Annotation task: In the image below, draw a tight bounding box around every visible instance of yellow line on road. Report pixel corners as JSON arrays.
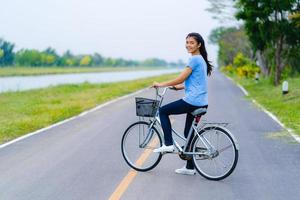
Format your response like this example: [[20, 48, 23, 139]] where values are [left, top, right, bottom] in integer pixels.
[[108, 137, 159, 200], [108, 118, 175, 200]]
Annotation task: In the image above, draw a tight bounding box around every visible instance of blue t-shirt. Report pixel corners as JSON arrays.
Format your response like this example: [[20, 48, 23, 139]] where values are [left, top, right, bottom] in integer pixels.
[[182, 55, 208, 106]]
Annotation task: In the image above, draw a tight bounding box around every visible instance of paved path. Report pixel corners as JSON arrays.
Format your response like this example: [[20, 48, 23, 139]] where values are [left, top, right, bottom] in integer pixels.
[[0, 70, 299, 200]]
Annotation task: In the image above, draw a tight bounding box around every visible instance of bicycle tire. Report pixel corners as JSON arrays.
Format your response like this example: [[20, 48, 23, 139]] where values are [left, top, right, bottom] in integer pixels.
[[121, 121, 163, 172], [191, 126, 239, 181]]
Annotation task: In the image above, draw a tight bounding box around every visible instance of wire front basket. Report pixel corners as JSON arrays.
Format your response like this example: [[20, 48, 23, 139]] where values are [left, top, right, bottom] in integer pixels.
[[135, 97, 159, 117]]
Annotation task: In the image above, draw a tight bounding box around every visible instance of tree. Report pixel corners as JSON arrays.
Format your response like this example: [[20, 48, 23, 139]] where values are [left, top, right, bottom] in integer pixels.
[[0, 38, 15, 66], [236, 0, 300, 85], [206, 0, 238, 24], [142, 58, 167, 67], [40, 47, 58, 66], [125, 59, 139, 67], [15, 49, 42, 66], [43, 47, 58, 56], [80, 55, 92, 66], [92, 53, 104, 66], [0, 49, 3, 59], [115, 58, 126, 66], [289, 11, 300, 27], [209, 27, 252, 67], [41, 53, 56, 66], [57, 50, 77, 66]]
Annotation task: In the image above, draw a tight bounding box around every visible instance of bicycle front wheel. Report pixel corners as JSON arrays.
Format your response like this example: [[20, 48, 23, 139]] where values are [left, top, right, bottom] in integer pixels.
[[121, 121, 163, 172], [192, 126, 238, 181]]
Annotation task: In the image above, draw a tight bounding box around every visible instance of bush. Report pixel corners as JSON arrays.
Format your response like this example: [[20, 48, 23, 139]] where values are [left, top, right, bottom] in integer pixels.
[[233, 52, 250, 67], [236, 64, 260, 78], [281, 65, 293, 80], [222, 52, 260, 79], [221, 64, 235, 74]]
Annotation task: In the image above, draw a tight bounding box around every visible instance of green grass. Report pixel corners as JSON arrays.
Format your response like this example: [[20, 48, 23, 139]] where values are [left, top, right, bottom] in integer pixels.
[[226, 73, 300, 136], [0, 73, 178, 144], [0, 66, 168, 77]]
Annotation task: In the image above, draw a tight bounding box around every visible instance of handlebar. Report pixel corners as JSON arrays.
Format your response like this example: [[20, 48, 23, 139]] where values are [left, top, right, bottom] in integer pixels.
[[155, 87, 170, 98]]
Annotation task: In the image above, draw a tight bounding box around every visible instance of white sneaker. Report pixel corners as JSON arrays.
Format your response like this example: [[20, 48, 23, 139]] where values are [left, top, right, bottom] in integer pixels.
[[175, 166, 196, 175], [153, 144, 174, 153]]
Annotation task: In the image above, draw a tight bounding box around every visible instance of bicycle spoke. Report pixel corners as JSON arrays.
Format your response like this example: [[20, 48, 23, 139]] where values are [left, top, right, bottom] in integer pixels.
[[218, 144, 233, 153], [214, 156, 228, 169], [135, 137, 159, 167], [216, 130, 220, 151], [122, 121, 162, 171], [192, 126, 238, 180], [143, 137, 159, 150]]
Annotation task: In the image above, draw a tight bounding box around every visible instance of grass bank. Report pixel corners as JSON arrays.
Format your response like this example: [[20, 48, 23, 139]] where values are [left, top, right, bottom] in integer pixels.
[[226, 73, 300, 136], [0, 66, 168, 77], [0, 73, 178, 144]]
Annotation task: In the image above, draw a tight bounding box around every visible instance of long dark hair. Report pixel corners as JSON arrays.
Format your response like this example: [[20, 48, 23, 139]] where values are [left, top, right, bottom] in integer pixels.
[[186, 32, 213, 76]]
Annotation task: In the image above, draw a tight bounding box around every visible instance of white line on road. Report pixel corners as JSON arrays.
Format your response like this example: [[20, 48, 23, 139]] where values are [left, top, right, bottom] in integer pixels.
[[251, 99, 300, 143], [225, 76, 249, 96], [0, 88, 149, 149], [224, 74, 299, 143], [108, 118, 176, 200]]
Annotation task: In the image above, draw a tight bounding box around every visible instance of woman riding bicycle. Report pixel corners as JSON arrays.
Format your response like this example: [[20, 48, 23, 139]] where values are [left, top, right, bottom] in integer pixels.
[[152, 32, 213, 175]]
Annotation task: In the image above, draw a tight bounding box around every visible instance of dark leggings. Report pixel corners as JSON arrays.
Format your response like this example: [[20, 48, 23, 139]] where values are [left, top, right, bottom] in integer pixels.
[[159, 99, 207, 169]]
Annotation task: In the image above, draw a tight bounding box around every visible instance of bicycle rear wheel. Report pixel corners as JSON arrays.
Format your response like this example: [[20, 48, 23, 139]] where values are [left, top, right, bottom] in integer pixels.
[[121, 121, 163, 172], [192, 126, 238, 180]]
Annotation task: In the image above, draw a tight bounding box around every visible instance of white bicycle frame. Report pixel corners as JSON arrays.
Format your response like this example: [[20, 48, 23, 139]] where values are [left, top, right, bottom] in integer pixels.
[[141, 87, 218, 156]]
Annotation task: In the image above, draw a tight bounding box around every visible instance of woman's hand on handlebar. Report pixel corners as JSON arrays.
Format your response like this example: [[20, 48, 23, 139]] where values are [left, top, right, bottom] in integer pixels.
[[151, 82, 163, 88], [169, 86, 177, 90], [151, 82, 178, 92]]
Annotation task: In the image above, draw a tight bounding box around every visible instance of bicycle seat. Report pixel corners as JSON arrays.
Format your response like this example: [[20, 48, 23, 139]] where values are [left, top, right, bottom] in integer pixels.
[[191, 107, 207, 116]]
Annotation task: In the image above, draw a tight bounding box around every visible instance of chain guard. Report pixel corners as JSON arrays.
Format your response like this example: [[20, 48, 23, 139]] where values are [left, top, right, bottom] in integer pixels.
[[179, 147, 210, 161], [178, 152, 192, 161]]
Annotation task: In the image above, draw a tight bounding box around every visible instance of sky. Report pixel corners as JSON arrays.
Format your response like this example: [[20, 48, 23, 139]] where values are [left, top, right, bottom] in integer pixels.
[[0, 0, 221, 65]]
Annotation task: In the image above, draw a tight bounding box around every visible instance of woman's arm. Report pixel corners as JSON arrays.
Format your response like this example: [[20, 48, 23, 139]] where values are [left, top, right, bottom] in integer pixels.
[[172, 84, 184, 90], [152, 67, 192, 88]]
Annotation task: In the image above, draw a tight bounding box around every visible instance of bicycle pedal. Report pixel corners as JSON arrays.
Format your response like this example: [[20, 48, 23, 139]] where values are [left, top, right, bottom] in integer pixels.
[[161, 150, 177, 155]]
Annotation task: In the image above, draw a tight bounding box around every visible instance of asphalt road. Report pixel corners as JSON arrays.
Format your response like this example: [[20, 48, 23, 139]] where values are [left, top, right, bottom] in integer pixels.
[[0, 70, 299, 200]]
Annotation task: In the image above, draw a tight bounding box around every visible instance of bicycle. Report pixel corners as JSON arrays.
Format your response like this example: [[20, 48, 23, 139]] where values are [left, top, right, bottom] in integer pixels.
[[121, 87, 239, 180]]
